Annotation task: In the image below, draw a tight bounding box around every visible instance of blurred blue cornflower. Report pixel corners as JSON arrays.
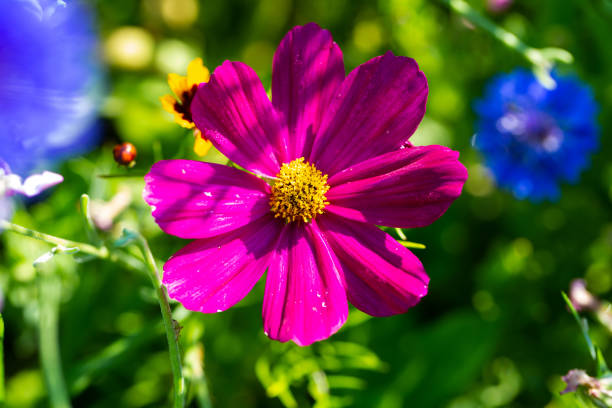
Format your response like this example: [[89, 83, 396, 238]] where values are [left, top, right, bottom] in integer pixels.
[[0, 0, 102, 177], [474, 69, 599, 201]]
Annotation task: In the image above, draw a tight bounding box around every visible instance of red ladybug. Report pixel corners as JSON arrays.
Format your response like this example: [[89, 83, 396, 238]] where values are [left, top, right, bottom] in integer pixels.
[[113, 142, 137, 167]]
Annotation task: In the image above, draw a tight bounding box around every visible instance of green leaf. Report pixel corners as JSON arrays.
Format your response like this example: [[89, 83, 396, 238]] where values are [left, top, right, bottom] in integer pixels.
[[595, 347, 610, 377], [562, 291, 596, 360]]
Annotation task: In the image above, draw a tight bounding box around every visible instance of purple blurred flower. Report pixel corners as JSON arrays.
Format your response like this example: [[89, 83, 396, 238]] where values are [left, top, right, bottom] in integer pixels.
[[0, 0, 102, 176], [0, 162, 63, 221], [561, 369, 612, 406], [144, 23, 467, 346], [569, 279, 599, 312], [569, 279, 612, 334], [487, 0, 513, 13]]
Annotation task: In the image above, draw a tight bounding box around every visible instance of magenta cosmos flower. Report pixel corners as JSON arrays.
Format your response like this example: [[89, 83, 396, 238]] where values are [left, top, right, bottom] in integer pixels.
[[144, 23, 467, 346]]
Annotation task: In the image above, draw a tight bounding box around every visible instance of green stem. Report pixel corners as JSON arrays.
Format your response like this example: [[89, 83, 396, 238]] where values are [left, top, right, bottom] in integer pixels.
[[1, 221, 143, 272], [3, 220, 194, 406], [441, 0, 573, 88], [562, 292, 596, 360], [0, 221, 107, 259], [37, 266, 71, 408], [443, 0, 530, 52], [96, 174, 147, 179], [196, 369, 213, 408], [79, 194, 102, 245], [0, 314, 4, 405], [135, 235, 186, 408], [185, 344, 213, 408]]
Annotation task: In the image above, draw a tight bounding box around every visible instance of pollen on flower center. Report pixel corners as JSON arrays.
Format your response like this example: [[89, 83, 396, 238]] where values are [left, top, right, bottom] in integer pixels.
[[269, 157, 330, 223]]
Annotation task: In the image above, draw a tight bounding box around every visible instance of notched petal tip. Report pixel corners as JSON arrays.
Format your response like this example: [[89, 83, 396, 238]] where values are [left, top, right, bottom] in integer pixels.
[[326, 145, 468, 229], [262, 224, 348, 346], [310, 50, 429, 175], [272, 21, 345, 160], [287, 22, 334, 42], [318, 215, 429, 317], [190, 60, 286, 176]]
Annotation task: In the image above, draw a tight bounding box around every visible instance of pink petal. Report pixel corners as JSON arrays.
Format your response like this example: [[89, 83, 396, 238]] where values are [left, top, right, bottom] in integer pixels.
[[163, 215, 281, 313], [318, 214, 429, 317], [310, 52, 428, 176], [272, 23, 345, 160], [191, 61, 288, 177], [144, 160, 272, 239], [325, 146, 467, 228], [262, 222, 348, 346]]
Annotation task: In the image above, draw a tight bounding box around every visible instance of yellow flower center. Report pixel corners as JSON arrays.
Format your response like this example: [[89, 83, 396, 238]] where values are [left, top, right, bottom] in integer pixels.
[[269, 158, 330, 223]]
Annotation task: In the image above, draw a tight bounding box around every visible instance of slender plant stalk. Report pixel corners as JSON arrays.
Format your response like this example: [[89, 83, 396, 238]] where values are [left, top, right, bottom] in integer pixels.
[[37, 266, 71, 408], [442, 0, 530, 52], [96, 174, 147, 179], [196, 370, 213, 408], [0, 220, 107, 258], [0, 313, 5, 405], [2, 220, 200, 407], [0, 220, 142, 272], [135, 235, 187, 408], [441, 0, 573, 88], [79, 194, 102, 245], [185, 343, 213, 408]]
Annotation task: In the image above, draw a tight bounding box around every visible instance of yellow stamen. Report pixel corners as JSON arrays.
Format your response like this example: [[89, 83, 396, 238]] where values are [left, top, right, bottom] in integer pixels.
[[269, 158, 330, 223]]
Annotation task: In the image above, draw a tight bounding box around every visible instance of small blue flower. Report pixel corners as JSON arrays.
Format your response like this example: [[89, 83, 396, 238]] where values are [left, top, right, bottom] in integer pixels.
[[0, 0, 102, 176], [474, 69, 599, 201]]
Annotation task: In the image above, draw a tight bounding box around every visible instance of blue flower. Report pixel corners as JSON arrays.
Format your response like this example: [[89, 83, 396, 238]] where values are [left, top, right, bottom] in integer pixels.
[[474, 69, 599, 201], [0, 0, 102, 176]]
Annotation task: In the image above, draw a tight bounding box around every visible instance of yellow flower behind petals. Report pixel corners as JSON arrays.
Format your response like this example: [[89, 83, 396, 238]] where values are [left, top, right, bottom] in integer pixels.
[[193, 129, 212, 156], [160, 94, 194, 129], [187, 58, 210, 87], [160, 57, 211, 156]]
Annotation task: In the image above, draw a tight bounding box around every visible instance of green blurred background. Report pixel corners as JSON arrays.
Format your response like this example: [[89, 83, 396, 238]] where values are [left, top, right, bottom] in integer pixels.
[[2, 0, 612, 407]]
